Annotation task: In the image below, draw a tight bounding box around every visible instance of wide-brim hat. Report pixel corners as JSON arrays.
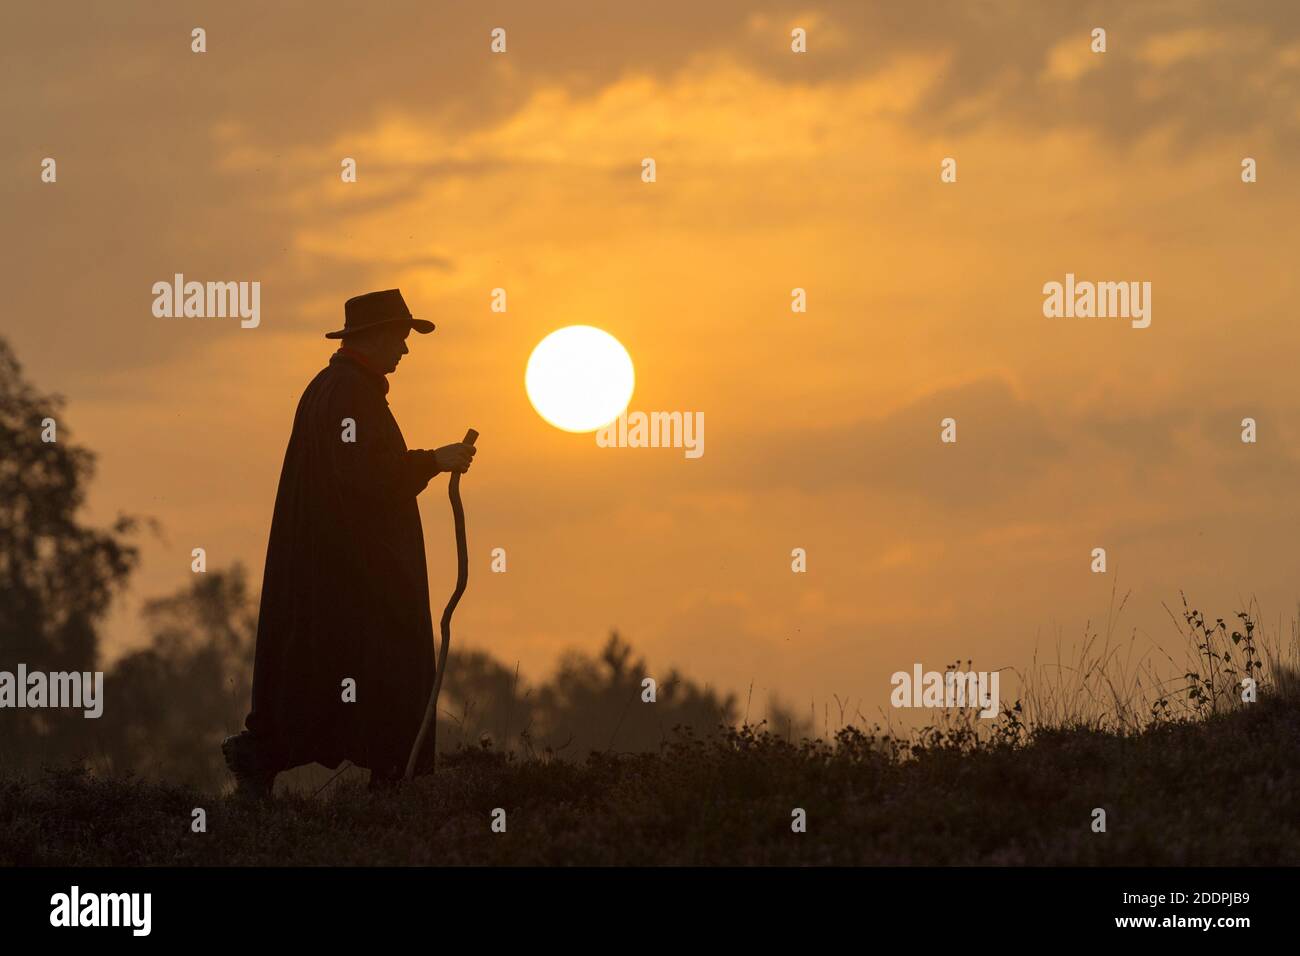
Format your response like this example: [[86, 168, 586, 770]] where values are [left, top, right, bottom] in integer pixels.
[[325, 288, 435, 339]]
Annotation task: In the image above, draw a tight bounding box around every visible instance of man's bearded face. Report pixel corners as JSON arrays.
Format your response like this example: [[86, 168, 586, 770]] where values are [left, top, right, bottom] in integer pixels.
[[354, 324, 411, 374]]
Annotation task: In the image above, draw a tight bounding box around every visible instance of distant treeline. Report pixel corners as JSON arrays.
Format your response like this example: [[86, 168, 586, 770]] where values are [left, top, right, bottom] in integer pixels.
[[8, 561, 799, 792]]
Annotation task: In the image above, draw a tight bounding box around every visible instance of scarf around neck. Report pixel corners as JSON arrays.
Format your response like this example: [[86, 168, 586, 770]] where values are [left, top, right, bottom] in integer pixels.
[[334, 345, 390, 395]]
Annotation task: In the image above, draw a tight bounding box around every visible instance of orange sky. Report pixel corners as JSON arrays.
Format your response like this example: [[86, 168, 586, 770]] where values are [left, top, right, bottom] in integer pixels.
[[5, 1, 1300, 724]]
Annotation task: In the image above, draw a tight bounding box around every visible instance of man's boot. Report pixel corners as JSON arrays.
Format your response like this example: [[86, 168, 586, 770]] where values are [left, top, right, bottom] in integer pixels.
[[222, 731, 277, 799]]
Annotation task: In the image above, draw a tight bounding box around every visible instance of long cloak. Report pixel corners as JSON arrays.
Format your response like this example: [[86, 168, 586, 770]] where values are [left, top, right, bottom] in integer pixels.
[[245, 351, 441, 777]]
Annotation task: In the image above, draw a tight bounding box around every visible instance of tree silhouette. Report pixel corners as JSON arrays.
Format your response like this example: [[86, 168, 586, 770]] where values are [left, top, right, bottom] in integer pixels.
[[91, 566, 256, 789], [0, 337, 139, 768]]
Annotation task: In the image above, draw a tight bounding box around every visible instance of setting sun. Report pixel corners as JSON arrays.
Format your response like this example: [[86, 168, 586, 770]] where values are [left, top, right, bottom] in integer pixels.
[[525, 326, 635, 432]]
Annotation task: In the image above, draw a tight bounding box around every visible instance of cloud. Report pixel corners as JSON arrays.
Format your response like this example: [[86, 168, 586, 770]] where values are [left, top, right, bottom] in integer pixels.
[[738, 376, 1064, 504]]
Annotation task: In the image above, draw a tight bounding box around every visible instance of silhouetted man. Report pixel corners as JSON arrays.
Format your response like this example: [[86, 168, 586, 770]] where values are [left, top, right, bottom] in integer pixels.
[[223, 289, 475, 797]]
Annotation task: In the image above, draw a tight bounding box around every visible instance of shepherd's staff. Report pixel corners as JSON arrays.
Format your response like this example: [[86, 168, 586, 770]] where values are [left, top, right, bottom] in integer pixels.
[[405, 427, 479, 780]]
